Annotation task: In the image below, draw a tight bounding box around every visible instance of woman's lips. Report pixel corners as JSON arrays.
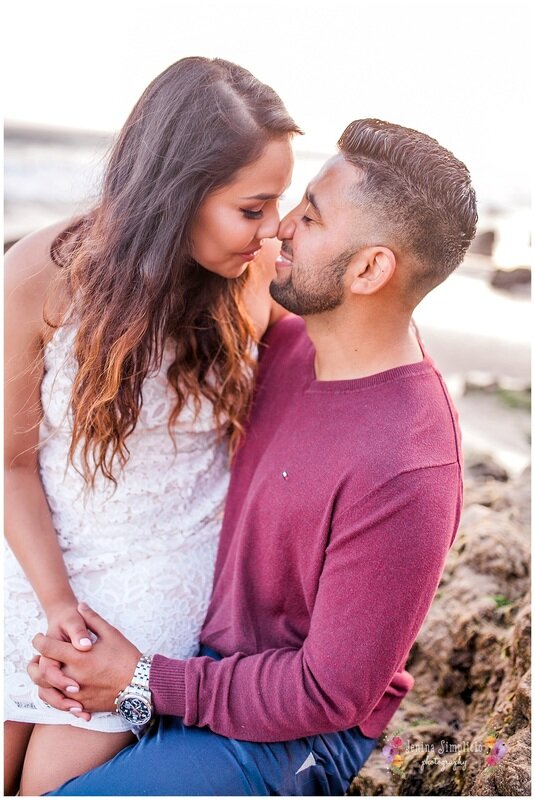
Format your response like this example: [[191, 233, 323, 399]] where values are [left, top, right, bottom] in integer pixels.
[[237, 249, 260, 262]]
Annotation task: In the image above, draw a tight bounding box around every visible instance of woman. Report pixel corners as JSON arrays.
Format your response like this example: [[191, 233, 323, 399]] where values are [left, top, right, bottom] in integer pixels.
[[4, 56, 299, 795]]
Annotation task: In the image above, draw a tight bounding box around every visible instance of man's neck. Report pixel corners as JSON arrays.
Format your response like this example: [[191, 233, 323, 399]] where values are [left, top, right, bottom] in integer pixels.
[[303, 302, 423, 381]]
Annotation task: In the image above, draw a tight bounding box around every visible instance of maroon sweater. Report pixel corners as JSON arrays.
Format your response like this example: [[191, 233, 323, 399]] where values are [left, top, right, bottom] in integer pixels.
[[150, 316, 463, 741]]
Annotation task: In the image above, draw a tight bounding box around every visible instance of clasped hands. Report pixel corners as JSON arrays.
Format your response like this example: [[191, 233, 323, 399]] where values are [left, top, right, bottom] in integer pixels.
[[28, 603, 141, 722]]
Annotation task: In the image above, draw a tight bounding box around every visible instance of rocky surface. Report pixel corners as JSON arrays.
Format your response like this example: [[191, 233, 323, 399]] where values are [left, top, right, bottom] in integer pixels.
[[350, 458, 531, 796], [491, 268, 531, 292]]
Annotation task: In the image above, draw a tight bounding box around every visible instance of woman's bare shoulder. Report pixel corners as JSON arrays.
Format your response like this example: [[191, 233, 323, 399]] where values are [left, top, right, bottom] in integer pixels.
[[5, 217, 76, 287], [4, 217, 78, 331]]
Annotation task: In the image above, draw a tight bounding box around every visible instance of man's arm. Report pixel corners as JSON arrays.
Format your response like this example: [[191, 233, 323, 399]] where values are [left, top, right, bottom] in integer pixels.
[[150, 462, 461, 741], [31, 462, 461, 741]]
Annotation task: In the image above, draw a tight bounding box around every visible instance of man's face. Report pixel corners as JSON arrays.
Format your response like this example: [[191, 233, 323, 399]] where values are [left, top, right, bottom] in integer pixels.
[[270, 155, 366, 315]]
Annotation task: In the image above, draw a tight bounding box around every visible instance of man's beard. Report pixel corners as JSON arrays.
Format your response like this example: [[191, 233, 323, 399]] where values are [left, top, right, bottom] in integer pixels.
[[269, 248, 355, 316]]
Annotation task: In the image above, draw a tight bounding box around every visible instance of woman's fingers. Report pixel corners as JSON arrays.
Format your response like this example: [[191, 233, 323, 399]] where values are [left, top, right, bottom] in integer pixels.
[[76, 603, 112, 637], [37, 685, 92, 721], [28, 655, 92, 720], [27, 654, 80, 693], [63, 613, 93, 650], [28, 659, 91, 720]]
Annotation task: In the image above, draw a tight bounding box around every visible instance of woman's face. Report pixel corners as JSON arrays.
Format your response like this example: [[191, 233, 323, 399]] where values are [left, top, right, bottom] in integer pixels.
[[191, 137, 294, 278]]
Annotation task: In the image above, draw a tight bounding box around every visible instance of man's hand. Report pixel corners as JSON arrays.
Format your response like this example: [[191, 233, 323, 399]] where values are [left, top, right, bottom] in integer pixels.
[[28, 603, 141, 717]]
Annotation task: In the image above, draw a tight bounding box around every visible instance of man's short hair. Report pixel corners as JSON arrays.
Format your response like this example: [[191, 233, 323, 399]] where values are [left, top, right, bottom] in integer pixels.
[[338, 119, 478, 297]]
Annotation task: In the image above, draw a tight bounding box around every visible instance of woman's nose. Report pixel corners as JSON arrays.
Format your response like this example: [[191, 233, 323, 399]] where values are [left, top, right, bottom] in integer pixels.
[[277, 210, 296, 241], [257, 208, 281, 240]]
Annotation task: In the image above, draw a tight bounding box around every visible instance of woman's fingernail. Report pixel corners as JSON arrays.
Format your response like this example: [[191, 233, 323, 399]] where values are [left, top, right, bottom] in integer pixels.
[[66, 685, 79, 693], [69, 707, 82, 713], [79, 638, 92, 647]]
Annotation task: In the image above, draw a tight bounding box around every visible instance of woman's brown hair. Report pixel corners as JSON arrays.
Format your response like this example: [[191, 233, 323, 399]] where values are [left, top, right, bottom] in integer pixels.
[[49, 57, 302, 485]]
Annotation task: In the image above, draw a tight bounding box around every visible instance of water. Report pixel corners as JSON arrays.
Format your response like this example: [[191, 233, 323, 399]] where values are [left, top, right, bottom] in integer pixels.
[[7, 125, 529, 250], [4, 127, 329, 242], [4, 126, 530, 475]]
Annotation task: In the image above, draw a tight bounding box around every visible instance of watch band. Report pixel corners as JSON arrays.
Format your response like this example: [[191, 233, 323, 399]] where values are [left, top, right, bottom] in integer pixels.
[[115, 655, 154, 731], [130, 655, 152, 690]]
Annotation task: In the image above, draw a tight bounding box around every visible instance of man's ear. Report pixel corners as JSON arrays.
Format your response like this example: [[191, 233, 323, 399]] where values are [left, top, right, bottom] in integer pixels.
[[349, 247, 396, 296]]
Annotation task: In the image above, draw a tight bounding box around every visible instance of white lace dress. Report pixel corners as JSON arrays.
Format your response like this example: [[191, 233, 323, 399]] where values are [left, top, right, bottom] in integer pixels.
[[4, 322, 232, 731]]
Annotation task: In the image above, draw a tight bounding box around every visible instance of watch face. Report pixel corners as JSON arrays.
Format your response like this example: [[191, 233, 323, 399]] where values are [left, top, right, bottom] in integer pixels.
[[118, 695, 151, 725]]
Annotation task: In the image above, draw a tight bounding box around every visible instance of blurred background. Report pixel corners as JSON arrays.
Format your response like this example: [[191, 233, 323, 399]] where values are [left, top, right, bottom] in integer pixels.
[[4, 0, 531, 476]]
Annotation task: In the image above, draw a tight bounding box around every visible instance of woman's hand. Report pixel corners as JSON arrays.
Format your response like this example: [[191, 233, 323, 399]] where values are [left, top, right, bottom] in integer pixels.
[[46, 601, 94, 650], [38, 601, 95, 719], [27, 653, 92, 720], [29, 603, 141, 716]]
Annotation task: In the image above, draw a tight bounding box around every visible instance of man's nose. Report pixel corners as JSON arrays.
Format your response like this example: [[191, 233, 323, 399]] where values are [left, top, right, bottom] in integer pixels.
[[277, 209, 297, 241]]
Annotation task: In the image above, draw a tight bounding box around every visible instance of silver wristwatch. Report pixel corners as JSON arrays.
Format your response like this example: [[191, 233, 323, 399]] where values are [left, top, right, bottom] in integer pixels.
[[115, 654, 153, 729]]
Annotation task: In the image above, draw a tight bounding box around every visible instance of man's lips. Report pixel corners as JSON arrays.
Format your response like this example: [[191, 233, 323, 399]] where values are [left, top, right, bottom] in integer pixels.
[[275, 252, 293, 268]]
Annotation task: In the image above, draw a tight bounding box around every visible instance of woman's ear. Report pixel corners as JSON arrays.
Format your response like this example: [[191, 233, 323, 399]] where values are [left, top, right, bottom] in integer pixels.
[[349, 247, 396, 295]]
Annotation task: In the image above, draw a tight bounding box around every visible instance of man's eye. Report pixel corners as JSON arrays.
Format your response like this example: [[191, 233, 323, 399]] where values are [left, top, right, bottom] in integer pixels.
[[241, 209, 263, 219], [302, 216, 313, 225]]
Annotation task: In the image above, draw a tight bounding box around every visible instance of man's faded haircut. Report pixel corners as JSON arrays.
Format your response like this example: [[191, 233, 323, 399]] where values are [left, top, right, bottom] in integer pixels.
[[338, 119, 478, 297]]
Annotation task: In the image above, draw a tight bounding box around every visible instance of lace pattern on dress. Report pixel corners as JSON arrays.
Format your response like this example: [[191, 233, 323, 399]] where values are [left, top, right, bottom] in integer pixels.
[[5, 322, 233, 731]]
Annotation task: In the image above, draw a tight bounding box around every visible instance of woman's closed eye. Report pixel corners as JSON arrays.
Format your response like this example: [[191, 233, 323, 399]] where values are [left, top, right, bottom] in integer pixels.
[[241, 209, 263, 220]]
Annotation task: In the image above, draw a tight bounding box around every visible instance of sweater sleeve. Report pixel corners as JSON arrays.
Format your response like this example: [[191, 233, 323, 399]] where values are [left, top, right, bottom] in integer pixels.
[[149, 462, 461, 741]]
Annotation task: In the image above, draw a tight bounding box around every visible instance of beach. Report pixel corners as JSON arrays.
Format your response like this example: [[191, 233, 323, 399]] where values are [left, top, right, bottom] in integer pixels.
[[5, 123, 531, 476]]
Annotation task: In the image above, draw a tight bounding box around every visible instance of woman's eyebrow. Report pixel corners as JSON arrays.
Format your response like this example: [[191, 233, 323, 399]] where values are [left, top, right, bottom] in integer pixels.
[[240, 192, 280, 200]]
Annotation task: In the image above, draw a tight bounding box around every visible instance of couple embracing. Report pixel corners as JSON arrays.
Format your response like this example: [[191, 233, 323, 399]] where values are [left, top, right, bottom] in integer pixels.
[[5, 56, 476, 796]]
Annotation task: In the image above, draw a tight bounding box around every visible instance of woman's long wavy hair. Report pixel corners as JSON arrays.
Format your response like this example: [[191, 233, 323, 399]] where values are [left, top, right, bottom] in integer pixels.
[[48, 57, 301, 485]]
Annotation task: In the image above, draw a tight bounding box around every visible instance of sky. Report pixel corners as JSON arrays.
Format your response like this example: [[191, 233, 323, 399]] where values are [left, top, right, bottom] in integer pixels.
[[3, 0, 532, 207]]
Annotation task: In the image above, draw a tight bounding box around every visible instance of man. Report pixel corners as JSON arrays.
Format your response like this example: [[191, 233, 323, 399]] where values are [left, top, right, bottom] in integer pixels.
[[31, 118, 477, 795]]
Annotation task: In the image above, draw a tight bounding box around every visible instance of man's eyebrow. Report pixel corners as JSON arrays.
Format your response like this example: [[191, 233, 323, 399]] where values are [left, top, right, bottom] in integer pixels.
[[240, 193, 281, 201], [305, 188, 321, 217]]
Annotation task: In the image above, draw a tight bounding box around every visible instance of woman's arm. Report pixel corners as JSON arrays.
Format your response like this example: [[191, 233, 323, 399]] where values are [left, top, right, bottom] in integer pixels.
[[4, 222, 93, 651]]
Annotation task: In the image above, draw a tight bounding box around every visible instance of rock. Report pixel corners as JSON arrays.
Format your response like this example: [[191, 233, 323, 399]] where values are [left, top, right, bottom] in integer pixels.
[[490, 268, 531, 291], [462, 376, 531, 417], [491, 466, 531, 529], [470, 729, 531, 796], [350, 466, 531, 796], [496, 386, 532, 412], [463, 465, 531, 529], [464, 453, 509, 482], [448, 504, 529, 586], [509, 669, 530, 729], [462, 477, 508, 509], [469, 230, 495, 257], [464, 372, 499, 394], [498, 377, 532, 394]]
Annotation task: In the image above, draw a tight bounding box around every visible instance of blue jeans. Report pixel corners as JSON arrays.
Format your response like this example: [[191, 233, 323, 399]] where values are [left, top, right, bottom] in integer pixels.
[[45, 646, 379, 796]]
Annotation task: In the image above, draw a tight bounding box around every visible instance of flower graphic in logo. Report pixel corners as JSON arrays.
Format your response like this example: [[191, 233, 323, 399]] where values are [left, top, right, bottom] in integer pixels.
[[484, 731, 507, 769], [382, 730, 405, 774]]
